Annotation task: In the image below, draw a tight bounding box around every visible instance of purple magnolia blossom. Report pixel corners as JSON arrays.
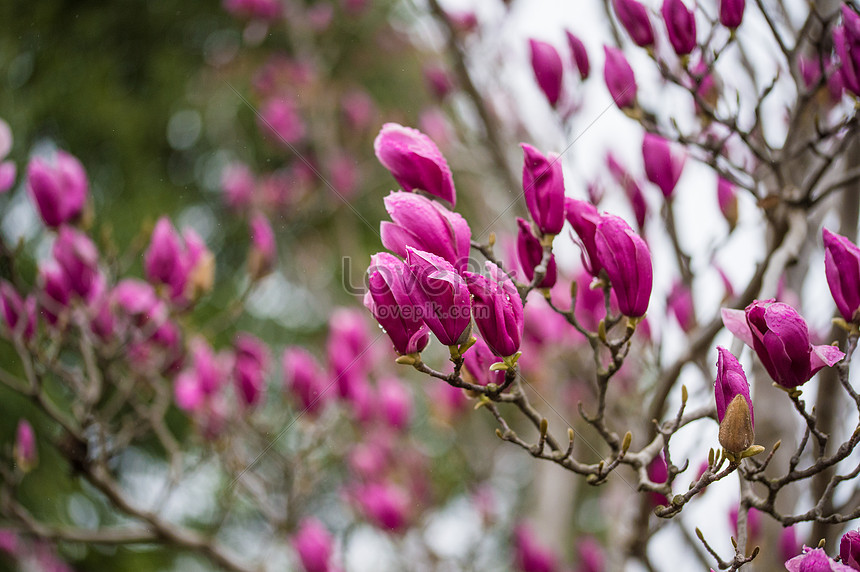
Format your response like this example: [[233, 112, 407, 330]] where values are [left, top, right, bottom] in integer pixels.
[[259, 98, 306, 145], [715, 347, 753, 426], [248, 213, 277, 280], [715, 347, 754, 453], [365, 252, 430, 356], [662, 0, 696, 56], [283, 347, 328, 416], [233, 333, 269, 408], [667, 280, 694, 332], [642, 133, 686, 198], [528, 39, 564, 107], [377, 377, 413, 431], [0, 281, 36, 340], [26, 150, 88, 228], [327, 307, 374, 399], [595, 214, 652, 317], [405, 248, 472, 347], [291, 517, 334, 572], [823, 228, 860, 323], [603, 46, 638, 109], [785, 547, 855, 572], [836, 7, 860, 96], [463, 262, 524, 358], [463, 337, 506, 386], [577, 537, 605, 572], [380, 191, 471, 272], [174, 340, 227, 412], [720, 0, 745, 30], [513, 524, 559, 572], [53, 226, 100, 301], [521, 144, 565, 236], [14, 420, 36, 473], [352, 481, 410, 532], [516, 218, 557, 288], [565, 31, 590, 80], [374, 123, 456, 206], [721, 300, 845, 388], [717, 177, 738, 230], [565, 198, 604, 276], [144, 217, 185, 297], [38, 262, 72, 326], [841, 530, 860, 569], [612, 0, 654, 47]]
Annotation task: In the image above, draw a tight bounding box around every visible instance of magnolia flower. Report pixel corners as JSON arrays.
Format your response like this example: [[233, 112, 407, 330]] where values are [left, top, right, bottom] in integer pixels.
[[721, 300, 844, 388]]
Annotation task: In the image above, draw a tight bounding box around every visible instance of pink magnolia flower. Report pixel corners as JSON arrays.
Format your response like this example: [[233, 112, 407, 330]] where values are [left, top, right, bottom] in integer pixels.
[[380, 191, 471, 272], [26, 150, 88, 228], [406, 248, 472, 347], [662, 0, 697, 56], [521, 144, 566, 236], [291, 518, 334, 572], [377, 377, 413, 431], [721, 300, 844, 388], [720, 0, 745, 30], [595, 214, 652, 318], [823, 228, 860, 323], [513, 523, 559, 572], [365, 252, 430, 356], [565, 31, 590, 80], [259, 98, 306, 146], [785, 546, 854, 571], [463, 262, 524, 358], [283, 347, 328, 416], [642, 133, 685, 198], [603, 46, 637, 109], [53, 226, 100, 301], [841, 529, 860, 569], [612, 0, 654, 47], [248, 213, 277, 280], [374, 123, 456, 206], [463, 336, 506, 386], [528, 39, 564, 107], [233, 333, 270, 408]]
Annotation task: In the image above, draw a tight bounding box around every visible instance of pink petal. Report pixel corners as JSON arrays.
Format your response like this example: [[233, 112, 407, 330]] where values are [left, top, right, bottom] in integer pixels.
[[721, 307, 754, 347]]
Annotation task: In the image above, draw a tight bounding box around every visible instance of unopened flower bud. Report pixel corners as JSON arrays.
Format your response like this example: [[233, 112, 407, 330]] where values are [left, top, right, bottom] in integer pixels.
[[374, 123, 456, 206], [662, 0, 697, 56], [823, 228, 860, 323], [612, 0, 654, 47], [528, 39, 564, 107], [248, 213, 277, 280], [720, 0, 745, 30], [521, 144, 565, 236], [642, 133, 685, 198], [26, 150, 88, 228], [565, 31, 590, 80], [603, 47, 638, 110], [291, 517, 334, 572]]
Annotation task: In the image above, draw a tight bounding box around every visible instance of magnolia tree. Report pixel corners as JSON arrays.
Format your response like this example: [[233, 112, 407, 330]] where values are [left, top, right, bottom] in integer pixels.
[[5, 0, 860, 570]]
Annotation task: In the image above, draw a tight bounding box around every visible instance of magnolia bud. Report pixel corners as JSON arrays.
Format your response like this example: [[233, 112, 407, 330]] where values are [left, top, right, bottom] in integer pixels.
[[718, 394, 754, 454]]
